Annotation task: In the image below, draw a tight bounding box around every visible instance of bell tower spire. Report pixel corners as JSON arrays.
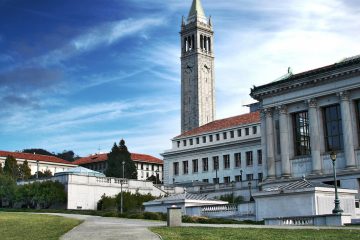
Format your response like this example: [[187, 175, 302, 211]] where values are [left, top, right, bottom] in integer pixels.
[[180, 0, 215, 133]]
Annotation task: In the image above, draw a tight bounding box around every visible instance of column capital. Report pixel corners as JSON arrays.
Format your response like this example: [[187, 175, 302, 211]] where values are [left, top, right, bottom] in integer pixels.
[[306, 98, 317, 108], [263, 108, 273, 118], [277, 105, 287, 115], [337, 91, 350, 101]]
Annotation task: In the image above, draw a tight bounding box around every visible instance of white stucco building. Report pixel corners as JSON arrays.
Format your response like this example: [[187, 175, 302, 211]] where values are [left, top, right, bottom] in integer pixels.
[[74, 152, 163, 182], [0, 150, 77, 175]]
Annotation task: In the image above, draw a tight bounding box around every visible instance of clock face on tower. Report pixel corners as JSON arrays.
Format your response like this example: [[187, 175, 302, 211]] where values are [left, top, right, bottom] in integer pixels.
[[184, 59, 195, 74]]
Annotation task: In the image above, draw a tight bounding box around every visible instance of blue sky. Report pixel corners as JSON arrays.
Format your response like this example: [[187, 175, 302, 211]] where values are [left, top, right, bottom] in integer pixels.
[[0, 0, 359, 158]]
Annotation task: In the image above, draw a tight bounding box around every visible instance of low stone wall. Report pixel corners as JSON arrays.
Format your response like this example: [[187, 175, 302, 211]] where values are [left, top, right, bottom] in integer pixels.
[[265, 214, 352, 226]]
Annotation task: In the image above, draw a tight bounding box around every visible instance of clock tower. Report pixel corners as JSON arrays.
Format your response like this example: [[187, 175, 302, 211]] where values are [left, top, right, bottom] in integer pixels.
[[181, 0, 215, 133]]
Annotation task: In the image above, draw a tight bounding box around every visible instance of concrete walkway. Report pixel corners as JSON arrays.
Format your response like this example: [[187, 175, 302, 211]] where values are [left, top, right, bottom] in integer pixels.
[[44, 213, 165, 240]]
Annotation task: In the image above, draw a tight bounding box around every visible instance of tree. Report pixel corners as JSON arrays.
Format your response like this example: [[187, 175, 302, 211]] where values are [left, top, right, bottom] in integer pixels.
[[22, 149, 54, 156], [31, 169, 53, 179], [19, 160, 31, 180], [3, 155, 19, 179], [0, 175, 16, 207], [105, 139, 137, 179], [0, 163, 3, 175], [57, 150, 75, 162]]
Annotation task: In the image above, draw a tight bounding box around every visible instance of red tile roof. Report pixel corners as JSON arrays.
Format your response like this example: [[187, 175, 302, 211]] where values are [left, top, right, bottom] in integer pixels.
[[0, 150, 76, 165], [176, 111, 260, 138], [73, 153, 163, 165]]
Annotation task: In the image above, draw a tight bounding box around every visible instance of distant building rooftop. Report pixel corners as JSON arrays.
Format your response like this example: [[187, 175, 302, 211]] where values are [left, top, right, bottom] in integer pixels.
[[54, 166, 105, 177], [73, 153, 163, 165]]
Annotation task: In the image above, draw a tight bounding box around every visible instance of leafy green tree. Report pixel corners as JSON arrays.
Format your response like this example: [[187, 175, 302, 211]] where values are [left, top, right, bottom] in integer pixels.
[[0, 174, 16, 207], [19, 160, 31, 180], [31, 169, 53, 179], [105, 140, 137, 179], [3, 155, 19, 179], [57, 150, 75, 162], [22, 149, 54, 156], [0, 163, 3, 175]]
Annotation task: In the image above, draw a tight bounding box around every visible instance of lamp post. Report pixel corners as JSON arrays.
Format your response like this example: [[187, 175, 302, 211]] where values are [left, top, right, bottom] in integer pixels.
[[215, 161, 218, 184], [240, 169, 243, 182], [330, 151, 343, 214], [248, 181, 254, 202], [120, 161, 125, 214]]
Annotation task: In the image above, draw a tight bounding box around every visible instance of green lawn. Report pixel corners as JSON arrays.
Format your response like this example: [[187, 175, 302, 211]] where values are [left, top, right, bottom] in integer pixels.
[[0, 212, 82, 240], [151, 227, 360, 240]]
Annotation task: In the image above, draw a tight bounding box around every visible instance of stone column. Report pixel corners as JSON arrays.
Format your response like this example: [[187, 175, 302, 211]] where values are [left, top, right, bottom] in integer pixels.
[[260, 109, 268, 179], [265, 108, 276, 179], [339, 91, 356, 169], [308, 98, 322, 174], [278, 105, 291, 178]]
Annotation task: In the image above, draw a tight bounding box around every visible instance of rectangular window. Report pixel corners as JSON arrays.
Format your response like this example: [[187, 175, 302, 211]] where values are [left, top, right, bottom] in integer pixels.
[[224, 176, 230, 184], [246, 151, 253, 166], [192, 159, 198, 173], [190, 139, 193, 145], [183, 161, 188, 174], [152, 165, 154, 171], [356, 100, 360, 144], [237, 129, 242, 137], [223, 154, 230, 169], [230, 131, 234, 138], [202, 179, 209, 183], [246, 174, 254, 181], [141, 163, 144, 170], [213, 178, 219, 184], [253, 126, 257, 134], [213, 156, 219, 170], [202, 158, 209, 172], [235, 175, 241, 182], [258, 173, 263, 181], [275, 120, 281, 154], [209, 135, 213, 142], [257, 150, 262, 165], [203, 136, 207, 143], [223, 132, 227, 140], [177, 141, 180, 148], [196, 137, 200, 144], [245, 128, 249, 135], [173, 162, 179, 176], [293, 111, 311, 156], [324, 104, 343, 151], [183, 140, 187, 147], [234, 153, 241, 168], [216, 134, 220, 141]]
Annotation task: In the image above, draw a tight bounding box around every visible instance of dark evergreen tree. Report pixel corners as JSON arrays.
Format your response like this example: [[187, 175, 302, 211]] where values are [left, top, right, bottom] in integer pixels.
[[105, 139, 137, 179], [3, 155, 19, 179], [19, 160, 31, 180], [22, 149, 54, 156]]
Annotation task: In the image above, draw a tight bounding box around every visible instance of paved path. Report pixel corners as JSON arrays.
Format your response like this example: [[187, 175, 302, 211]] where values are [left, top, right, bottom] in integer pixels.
[[44, 213, 165, 240]]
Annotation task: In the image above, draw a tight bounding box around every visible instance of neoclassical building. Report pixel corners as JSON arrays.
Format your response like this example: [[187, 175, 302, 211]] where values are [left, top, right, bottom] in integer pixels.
[[251, 56, 360, 197]]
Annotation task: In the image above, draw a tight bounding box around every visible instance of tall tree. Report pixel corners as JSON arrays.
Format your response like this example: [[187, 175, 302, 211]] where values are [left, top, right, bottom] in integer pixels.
[[0, 175, 16, 207], [3, 155, 19, 179], [105, 140, 137, 179], [19, 160, 31, 180]]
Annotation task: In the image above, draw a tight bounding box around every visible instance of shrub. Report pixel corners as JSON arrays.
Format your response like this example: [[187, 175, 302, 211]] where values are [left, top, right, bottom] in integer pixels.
[[143, 212, 162, 220]]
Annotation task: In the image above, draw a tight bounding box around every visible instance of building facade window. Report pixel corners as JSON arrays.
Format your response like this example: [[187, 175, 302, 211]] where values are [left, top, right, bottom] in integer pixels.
[[223, 132, 227, 140], [177, 141, 180, 147], [213, 156, 219, 170], [209, 135, 213, 142], [234, 153, 241, 168], [141, 163, 144, 170], [230, 131, 234, 138], [202, 179, 209, 183], [293, 111, 311, 156], [356, 100, 360, 144], [275, 120, 281, 154], [223, 154, 230, 169], [183, 161, 188, 174], [216, 134, 220, 141], [257, 149, 262, 165], [245, 128, 249, 135], [202, 158, 209, 172], [324, 104, 343, 151], [196, 137, 200, 144], [246, 174, 254, 181], [190, 139, 193, 145], [253, 126, 257, 134], [258, 173, 263, 181], [213, 177, 219, 184], [183, 140, 187, 147], [235, 175, 241, 182], [173, 162, 179, 176], [224, 176, 230, 184], [203, 136, 207, 143], [192, 159, 198, 173], [237, 129, 242, 137], [246, 151, 253, 166]]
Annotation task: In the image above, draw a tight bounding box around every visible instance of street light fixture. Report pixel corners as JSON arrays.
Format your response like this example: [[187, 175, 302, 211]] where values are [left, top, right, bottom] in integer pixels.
[[248, 181, 254, 202], [330, 151, 343, 214], [120, 161, 125, 214]]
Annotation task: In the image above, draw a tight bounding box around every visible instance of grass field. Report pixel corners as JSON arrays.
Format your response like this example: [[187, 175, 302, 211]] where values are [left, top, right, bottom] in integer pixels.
[[151, 226, 360, 240], [0, 212, 82, 240]]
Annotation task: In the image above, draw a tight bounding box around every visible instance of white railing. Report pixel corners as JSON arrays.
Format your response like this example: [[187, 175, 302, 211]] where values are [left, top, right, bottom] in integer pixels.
[[282, 217, 314, 226], [201, 204, 238, 213]]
